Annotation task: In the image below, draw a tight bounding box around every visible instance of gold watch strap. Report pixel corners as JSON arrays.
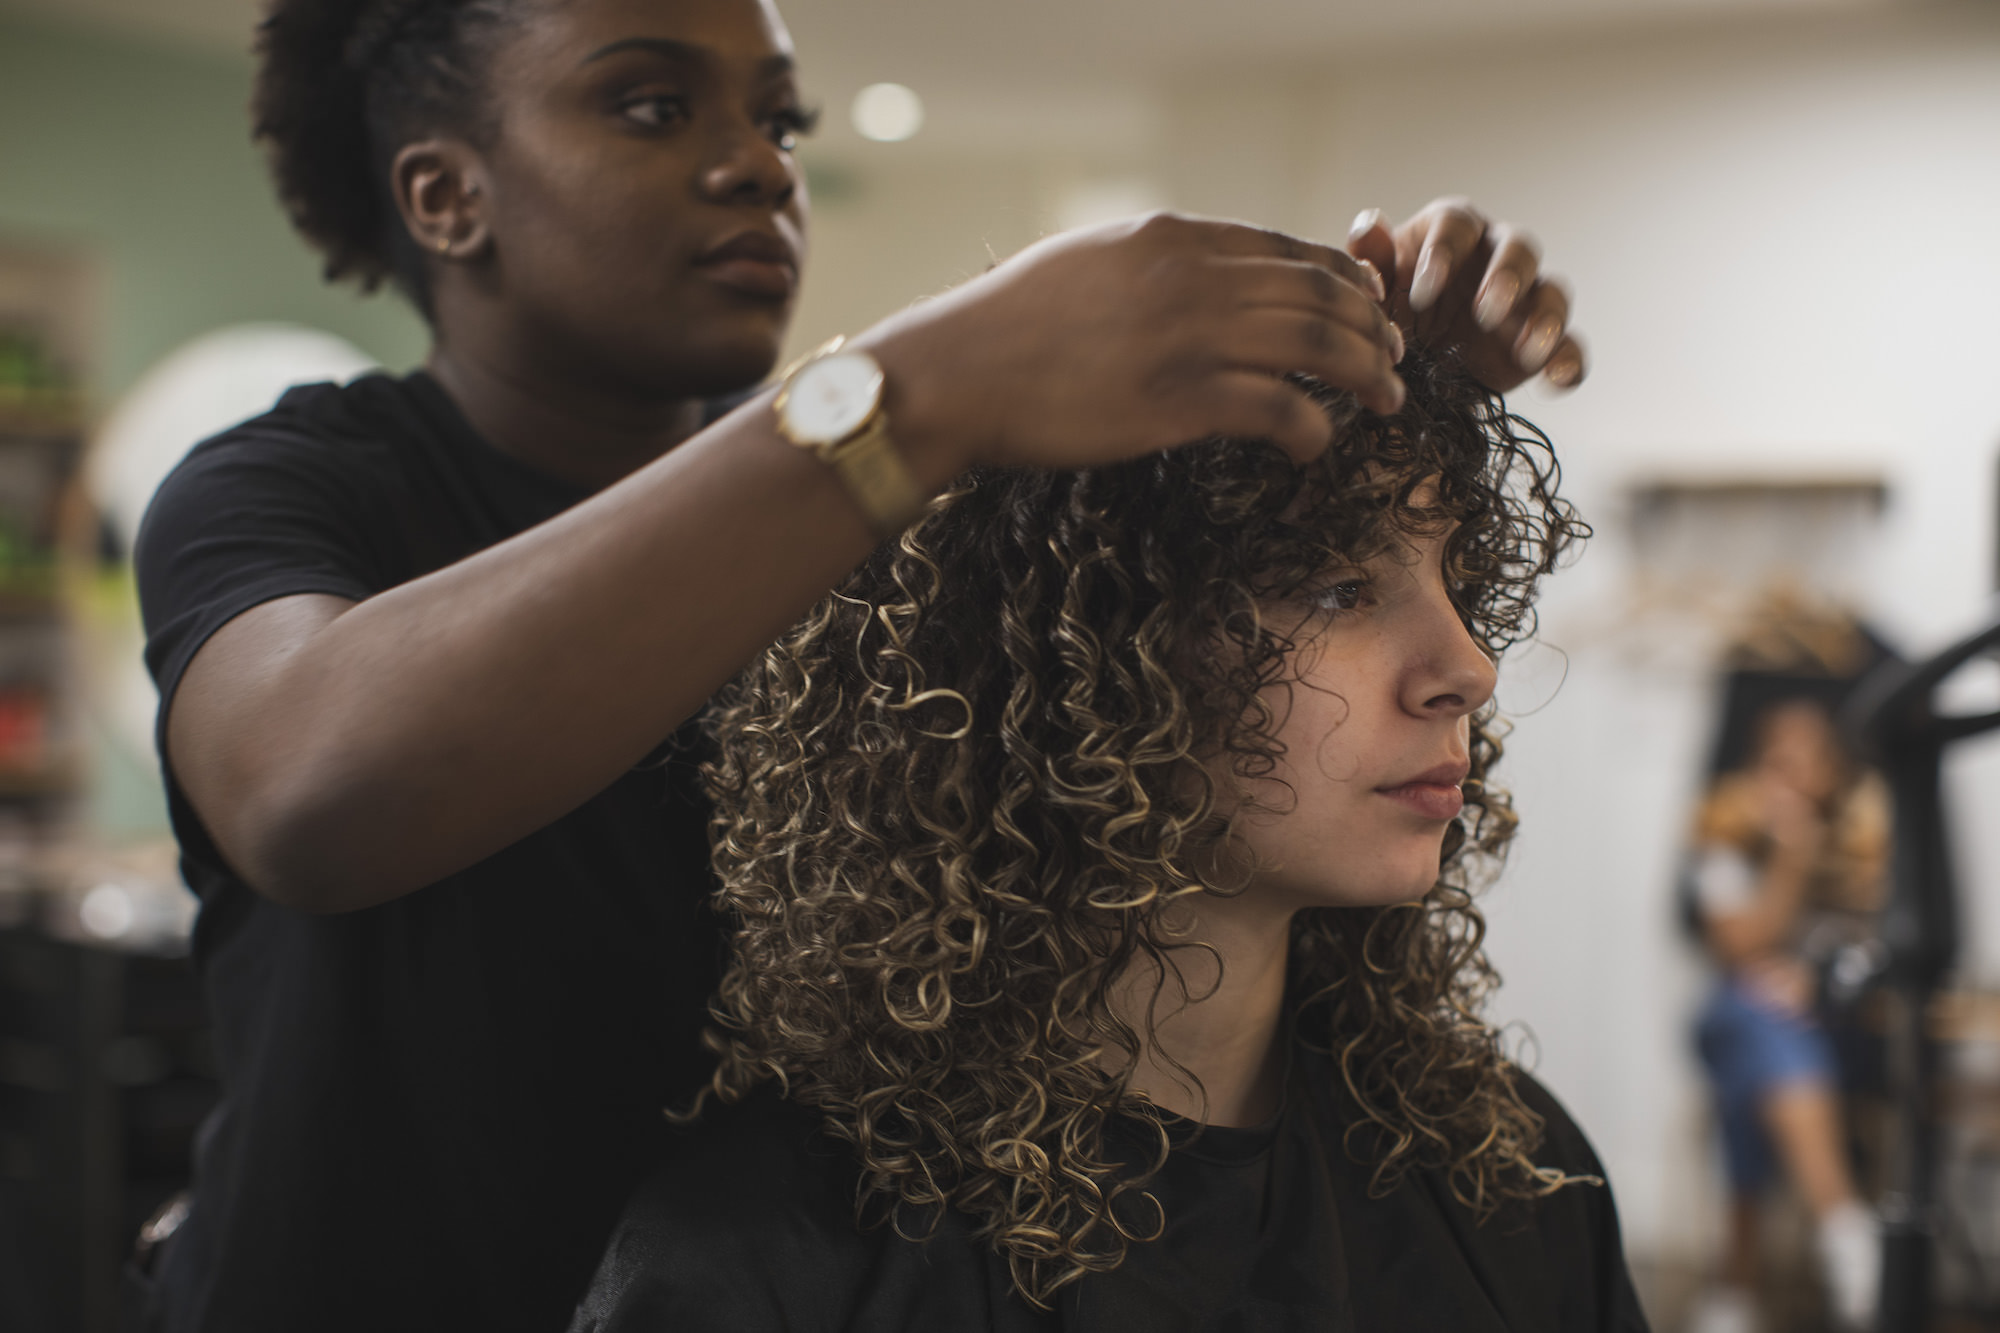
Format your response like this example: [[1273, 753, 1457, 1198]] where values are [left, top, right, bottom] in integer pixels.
[[818, 416, 927, 539]]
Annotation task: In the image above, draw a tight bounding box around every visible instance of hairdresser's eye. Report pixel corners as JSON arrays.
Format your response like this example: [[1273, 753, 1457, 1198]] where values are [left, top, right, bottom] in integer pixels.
[[766, 104, 821, 151], [1312, 579, 1372, 613], [620, 94, 690, 130]]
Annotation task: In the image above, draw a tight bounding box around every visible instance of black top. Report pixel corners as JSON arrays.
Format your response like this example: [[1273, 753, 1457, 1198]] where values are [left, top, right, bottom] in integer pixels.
[[135, 373, 724, 1333], [572, 1057, 1652, 1333]]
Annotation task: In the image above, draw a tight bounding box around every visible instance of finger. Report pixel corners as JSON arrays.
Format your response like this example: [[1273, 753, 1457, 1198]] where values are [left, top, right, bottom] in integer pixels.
[[1472, 227, 1542, 333], [1212, 309, 1402, 399], [1174, 372, 1336, 462], [1199, 218, 1386, 302], [1510, 280, 1572, 375], [1402, 201, 1486, 313], [1215, 258, 1401, 359], [1184, 369, 1404, 463], [1542, 333, 1588, 389]]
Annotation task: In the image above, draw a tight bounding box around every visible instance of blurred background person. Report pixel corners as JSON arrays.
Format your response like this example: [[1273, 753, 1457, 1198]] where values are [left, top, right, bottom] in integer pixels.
[[1686, 682, 1889, 1332]]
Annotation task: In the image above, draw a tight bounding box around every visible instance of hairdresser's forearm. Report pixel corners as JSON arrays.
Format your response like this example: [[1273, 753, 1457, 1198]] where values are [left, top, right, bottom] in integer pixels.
[[177, 377, 965, 913]]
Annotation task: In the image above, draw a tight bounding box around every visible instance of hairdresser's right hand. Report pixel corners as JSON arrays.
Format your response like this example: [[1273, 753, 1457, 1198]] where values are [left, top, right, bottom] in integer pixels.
[[854, 212, 1404, 470]]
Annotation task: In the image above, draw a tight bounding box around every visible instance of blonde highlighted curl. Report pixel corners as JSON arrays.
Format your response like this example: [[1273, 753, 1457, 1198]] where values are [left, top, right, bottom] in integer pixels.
[[697, 345, 1589, 1307]]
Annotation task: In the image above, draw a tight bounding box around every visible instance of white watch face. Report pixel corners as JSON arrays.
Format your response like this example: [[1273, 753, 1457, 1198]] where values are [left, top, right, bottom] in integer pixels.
[[785, 352, 885, 445]]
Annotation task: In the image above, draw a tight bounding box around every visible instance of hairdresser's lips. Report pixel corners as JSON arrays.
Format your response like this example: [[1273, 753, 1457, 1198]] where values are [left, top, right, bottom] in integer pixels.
[[694, 229, 799, 299], [1375, 762, 1469, 822]]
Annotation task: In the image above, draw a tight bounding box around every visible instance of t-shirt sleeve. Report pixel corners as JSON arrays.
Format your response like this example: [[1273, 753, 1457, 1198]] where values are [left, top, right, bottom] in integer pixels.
[[135, 405, 403, 752]]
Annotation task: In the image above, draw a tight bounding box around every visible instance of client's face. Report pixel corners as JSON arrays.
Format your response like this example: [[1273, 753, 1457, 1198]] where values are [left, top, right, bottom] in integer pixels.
[[1219, 515, 1497, 911]]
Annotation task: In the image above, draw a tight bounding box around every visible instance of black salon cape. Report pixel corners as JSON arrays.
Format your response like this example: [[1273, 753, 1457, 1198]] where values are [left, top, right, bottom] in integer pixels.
[[572, 1057, 1651, 1333], [134, 372, 725, 1333]]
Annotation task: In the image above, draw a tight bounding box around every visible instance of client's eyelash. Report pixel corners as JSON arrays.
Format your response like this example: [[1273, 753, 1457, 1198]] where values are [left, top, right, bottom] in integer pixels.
[[1313, 578, 1371, 612]]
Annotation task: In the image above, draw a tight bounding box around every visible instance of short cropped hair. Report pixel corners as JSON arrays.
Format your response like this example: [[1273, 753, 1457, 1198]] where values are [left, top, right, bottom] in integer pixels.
[[251, 0, 524, 306]]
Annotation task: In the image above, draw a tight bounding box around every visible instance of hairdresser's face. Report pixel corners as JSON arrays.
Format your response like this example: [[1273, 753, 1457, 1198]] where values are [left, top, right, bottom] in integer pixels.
[[1219, 517, 1497, 912], [472, 0, 808, 398]]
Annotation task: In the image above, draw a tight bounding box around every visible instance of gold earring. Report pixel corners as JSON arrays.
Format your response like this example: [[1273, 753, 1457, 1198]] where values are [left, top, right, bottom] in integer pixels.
[[436, 234, 452, 256]]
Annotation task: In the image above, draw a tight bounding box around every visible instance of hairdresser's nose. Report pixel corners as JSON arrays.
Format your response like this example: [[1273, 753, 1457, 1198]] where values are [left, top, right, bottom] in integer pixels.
[[699, 117, 799, 210], [1401, 587, 1497, 721]]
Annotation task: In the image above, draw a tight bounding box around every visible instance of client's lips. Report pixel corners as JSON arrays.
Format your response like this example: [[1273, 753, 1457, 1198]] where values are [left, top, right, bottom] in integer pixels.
[[694, 230, 799, 298], [1375, 762, 1470, 822]]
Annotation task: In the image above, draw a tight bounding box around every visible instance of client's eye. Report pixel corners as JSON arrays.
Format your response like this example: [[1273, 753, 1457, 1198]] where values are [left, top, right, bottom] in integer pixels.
[[1313, 579, 1371, 612]]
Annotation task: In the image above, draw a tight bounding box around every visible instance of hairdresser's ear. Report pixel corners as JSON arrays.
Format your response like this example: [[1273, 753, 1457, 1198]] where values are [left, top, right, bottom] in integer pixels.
[[392, 139, 494, 263]]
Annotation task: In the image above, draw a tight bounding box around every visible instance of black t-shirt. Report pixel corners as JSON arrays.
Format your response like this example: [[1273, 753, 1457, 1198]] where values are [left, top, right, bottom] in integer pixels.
[[135, 372, 724, 1333], [571, 1056, 1652, 1332]]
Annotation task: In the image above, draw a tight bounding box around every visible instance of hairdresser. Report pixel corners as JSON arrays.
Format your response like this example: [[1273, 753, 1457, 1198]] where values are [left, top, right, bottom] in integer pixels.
[[131, 1, 1587, 1331]]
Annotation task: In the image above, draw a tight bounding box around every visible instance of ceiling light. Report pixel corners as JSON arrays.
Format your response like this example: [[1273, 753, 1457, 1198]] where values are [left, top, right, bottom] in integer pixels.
[[852, 83, 925, 143]]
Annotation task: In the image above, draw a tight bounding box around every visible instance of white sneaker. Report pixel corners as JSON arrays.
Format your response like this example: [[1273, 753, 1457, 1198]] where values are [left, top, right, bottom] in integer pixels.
[[1816, 1202, 1881, 1331], [1686, 1285, 1759, 1333]]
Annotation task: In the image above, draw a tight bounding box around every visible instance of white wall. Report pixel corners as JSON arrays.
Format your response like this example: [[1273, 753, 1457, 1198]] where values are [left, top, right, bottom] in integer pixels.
[[790, 1, 2000, 1264]]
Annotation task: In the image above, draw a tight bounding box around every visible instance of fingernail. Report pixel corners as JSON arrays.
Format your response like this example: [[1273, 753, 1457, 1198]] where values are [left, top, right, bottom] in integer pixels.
[[1519, 318, 1560, 373], [1359, 259, 1386, 302], [1409, 248, 1447, 312], [1349, 207, 1385, 240], [1383, 373, 1406, 413], [1474, 274, 1519, 332], [1544, 357, 1580, 388], [1388, 321, 1406, 364]]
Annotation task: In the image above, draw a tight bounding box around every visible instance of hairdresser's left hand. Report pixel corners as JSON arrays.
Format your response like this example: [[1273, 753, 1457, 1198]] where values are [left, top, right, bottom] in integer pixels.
[[1348, 198, 1585, 393]]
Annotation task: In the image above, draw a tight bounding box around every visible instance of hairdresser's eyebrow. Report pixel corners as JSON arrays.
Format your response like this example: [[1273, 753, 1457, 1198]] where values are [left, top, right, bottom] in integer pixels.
[[579, 36, 795, 79]]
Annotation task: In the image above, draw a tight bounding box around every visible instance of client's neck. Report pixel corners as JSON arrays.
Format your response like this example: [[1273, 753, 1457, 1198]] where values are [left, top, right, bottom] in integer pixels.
[[1110, 899, 1293, 1128]]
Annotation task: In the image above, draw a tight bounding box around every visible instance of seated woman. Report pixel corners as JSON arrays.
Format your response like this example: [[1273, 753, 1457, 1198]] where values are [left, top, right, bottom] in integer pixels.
[[1689, 696, 1886, 1333], [571, 347, 1647, 1332]]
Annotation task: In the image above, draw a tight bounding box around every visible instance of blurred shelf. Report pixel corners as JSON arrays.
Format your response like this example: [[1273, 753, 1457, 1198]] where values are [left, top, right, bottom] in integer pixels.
[[0, 409, 83, 442], [0, 591, 62, 623], [0, 766, 83, 803]]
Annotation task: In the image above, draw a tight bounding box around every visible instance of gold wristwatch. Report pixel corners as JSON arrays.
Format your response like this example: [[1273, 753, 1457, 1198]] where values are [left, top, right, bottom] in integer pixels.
[[773, 337, 927, 539]]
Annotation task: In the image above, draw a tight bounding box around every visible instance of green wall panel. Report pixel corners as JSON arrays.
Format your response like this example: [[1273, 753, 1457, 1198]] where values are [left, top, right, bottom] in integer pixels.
[[0, 14, 426, 406]]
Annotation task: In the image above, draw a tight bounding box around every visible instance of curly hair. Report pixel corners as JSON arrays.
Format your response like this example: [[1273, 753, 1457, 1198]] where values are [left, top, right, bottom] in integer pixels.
[[251, 0, 526, 305], [699, 344, 1590, 1307]]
